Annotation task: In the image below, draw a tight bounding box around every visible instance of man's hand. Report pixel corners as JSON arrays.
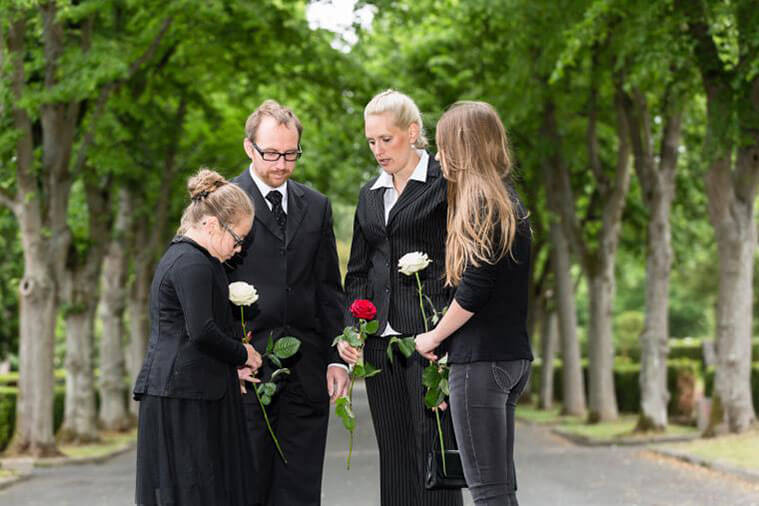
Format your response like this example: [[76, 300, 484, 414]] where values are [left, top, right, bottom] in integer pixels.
[[326, 366, 350, 403]]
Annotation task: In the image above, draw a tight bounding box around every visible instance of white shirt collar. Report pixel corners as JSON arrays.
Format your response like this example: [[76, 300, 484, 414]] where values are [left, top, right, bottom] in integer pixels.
[[370, 150, 428, 190], [249, 164, 288, 211]]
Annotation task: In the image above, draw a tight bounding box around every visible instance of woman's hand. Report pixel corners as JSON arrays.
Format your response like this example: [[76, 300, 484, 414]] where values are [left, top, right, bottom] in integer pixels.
[[415, 330, 442, 361], [244, 343, 263, 372], [237, 366, 260, 394], [337, 341, 362, 365]]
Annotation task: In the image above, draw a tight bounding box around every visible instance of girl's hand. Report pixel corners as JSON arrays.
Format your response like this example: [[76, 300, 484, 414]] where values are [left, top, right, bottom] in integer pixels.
[[237, 366, 260, 394]]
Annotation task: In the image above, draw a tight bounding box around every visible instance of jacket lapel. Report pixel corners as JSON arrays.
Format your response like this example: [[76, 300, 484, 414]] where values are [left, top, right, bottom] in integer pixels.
[[286, 182, 308, 247], [386, 157, 441, 231], [367, 183, 387, 231]]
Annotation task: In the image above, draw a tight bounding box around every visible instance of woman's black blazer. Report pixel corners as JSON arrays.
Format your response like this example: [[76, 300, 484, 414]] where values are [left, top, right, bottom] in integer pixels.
[[133, 237, 247, 400], [344, 156, 451, 335]]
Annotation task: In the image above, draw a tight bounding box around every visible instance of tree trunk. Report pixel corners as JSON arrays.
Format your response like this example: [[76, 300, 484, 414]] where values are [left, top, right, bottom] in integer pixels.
[[677, 0, 759, 435], [708, 173, 757, 433], [637, 194, 672, 430], [539, 310, 558, 410], [126, 219, 152, 416], [59, 303, 99, 443], [12, 257, 59, 456], [550, 220, 586, 416], [540, 98, 587, 417], [624, 89, 681, 432], [586, 260, 619, 422], [5, 13, 60, 457], [97, 190, 132, 431]]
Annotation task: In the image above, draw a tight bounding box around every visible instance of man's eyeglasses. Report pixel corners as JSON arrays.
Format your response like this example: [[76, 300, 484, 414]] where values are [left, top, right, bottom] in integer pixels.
[[220, 221, 245, 248], [251, 141, 302, 162]]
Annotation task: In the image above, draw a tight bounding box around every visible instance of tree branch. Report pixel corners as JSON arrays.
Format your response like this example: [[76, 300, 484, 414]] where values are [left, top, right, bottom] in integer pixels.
[[7, 14, 36, 206], [71, 16, 174, 175], [586, 45, 606, 191]]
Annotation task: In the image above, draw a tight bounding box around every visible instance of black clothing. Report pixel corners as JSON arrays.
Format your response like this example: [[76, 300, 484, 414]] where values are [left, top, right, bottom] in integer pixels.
[[266, 190, 287, 232], [134, 237, 247, 398], [446, 204, 534, 365], [344, 155, 462, 505], [134, 237, 253, 506], [229, 169, 344, 505], [344, 156, 452, 335], [135, 370, 254, 506], [364, 337, 462, 506]]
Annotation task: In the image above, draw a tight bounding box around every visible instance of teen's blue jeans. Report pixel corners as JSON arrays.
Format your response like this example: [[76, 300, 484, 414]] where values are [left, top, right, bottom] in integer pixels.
[[449, 360, 531, 505]]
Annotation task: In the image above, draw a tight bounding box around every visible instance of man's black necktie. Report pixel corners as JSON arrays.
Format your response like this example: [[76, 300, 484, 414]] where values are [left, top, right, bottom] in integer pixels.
[[266, 190, 287, 234]]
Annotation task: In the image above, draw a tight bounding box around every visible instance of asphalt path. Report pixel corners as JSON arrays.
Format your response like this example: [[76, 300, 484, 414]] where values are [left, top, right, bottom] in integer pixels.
[[2, 383, 759, 505]]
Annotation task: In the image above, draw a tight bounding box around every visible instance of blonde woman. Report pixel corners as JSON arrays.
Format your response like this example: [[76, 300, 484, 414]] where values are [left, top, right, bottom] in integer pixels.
[[415, 102, 533, 506], [134, 169, 262, 506], [340, 90, 462, 506]]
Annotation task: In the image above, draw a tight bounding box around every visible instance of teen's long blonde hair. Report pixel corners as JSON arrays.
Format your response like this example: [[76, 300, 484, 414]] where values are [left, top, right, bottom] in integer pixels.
[[436, 101, 518, 286]]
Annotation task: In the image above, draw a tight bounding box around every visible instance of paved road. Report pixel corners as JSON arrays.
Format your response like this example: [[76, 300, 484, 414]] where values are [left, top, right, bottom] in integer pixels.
[[2, 384, 759, 505]]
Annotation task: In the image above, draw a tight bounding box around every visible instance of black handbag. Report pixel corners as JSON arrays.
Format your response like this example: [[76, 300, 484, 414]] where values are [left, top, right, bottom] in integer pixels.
[[424, 413, 467, 490]]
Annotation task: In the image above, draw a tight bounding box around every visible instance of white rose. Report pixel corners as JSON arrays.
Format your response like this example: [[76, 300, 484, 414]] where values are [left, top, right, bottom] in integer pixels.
[[228, 282, 259, 306], [398, 251, 432, 276]]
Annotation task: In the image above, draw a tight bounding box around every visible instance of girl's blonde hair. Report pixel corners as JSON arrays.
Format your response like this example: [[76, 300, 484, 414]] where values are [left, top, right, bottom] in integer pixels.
[[436, 101, 518, 286], [177, 168, 254, 235], [364, 89, 428, 149]]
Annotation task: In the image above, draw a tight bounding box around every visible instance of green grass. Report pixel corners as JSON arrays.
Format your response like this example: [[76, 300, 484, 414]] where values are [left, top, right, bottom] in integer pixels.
[[557, 414, 699, 441], [0, 468, 14, 479], [58, 429, 136, 459], [515, 404, 584, 425], [658, 430, 759, 470], [518, 403, 699, 442]]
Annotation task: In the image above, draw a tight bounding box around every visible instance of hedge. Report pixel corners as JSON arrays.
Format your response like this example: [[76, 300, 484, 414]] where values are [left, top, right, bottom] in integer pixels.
[[531, 357, 703, 415], [0, 386, 65, 452], [624, 337, 759, 364]]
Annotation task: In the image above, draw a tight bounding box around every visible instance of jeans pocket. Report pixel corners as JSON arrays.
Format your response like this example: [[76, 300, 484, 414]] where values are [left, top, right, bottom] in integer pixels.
[[491, 363, 514, 393], [491, 360, 527, 394]]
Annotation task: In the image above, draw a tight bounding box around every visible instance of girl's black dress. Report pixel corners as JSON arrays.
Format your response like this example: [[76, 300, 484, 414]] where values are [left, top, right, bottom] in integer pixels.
[[133, 237, 254, 505]]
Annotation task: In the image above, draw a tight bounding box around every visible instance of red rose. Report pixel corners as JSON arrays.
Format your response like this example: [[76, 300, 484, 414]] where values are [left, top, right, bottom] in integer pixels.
[[350, 299, 377, 321]]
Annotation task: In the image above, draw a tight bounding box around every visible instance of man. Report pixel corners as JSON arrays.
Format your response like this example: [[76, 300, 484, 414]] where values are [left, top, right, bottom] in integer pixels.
[[229, 99, 349, 505]]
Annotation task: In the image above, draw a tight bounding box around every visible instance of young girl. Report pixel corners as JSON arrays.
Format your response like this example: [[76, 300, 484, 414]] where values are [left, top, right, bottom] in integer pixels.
[[416, 101, 533, 506], [134, 168, 262, 505]]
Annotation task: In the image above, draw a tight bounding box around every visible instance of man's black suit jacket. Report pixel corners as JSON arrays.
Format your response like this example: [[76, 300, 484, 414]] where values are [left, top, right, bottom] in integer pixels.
[[229, 169, 344, 403]]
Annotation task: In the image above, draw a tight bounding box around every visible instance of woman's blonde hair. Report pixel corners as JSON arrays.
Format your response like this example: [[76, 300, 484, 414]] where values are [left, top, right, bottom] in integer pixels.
[[436, 101, 518, 286], [177, 168, 254, 235], [364, 89, 428, 149]]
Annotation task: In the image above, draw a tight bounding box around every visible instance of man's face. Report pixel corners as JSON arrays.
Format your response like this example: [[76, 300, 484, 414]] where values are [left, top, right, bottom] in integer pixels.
[[244, 116, 299, 188]]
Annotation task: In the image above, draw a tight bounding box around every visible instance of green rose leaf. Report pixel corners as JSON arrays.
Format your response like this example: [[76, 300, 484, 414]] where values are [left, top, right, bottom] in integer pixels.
[[440, 377, 450, 396], [363, 361, 382, 378], [425, 387, 445, 409], [353, 363, 366, 378], [274, 336, 301, 359], [271, 368, 291, 381], [268, 354, 282, 369], [266, 333, 275, 354], [364, 319, 379, 335], [397, 337, 416, 358], [386, 338, 397, 364], [422, 364, 441, 388], [345, 328, 362, 348], [332, 335, 342, 347]]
